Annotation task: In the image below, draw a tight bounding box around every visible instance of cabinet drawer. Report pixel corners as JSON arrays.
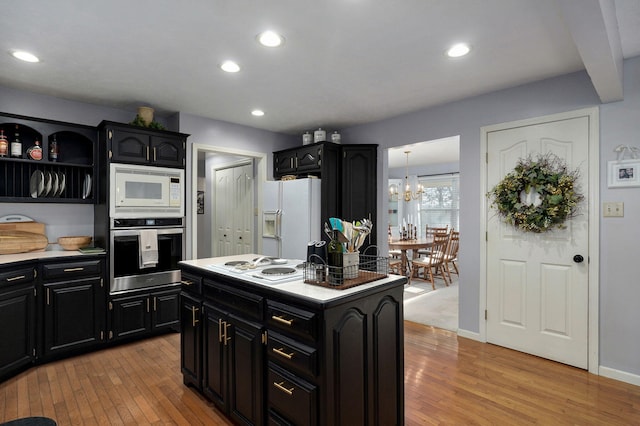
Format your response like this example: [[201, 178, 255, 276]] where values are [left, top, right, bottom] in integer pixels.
[[180, 271, 202, 296], [0, 266, 35, 287], [42, 259, 102, 281], [268, 331, 317, 378], [268, 363, 317, 426], [203, 279, 263, 321], [267, 300, 317, 342]]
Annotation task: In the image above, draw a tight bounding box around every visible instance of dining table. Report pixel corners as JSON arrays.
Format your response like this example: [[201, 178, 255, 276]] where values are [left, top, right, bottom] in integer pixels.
[[388, 237, 434, 276]]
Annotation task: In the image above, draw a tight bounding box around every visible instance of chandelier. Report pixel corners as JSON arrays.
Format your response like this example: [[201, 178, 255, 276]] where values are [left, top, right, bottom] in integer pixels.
[[389, 151, 424, 202]]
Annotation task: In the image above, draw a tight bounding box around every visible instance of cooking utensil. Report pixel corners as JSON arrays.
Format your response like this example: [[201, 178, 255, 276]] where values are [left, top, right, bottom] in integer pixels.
[[328, 217, 348, 243]]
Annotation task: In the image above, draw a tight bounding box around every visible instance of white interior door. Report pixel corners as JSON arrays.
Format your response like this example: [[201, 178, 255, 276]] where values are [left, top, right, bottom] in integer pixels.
[[486, 114, 590, 369], [214, 162, 254, 256], [233, 163, 253, 254], [215, 168, 233, 256]]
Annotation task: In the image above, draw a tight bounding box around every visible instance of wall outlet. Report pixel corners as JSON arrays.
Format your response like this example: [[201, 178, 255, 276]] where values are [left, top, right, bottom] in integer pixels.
[[603, 202, 624, 217]]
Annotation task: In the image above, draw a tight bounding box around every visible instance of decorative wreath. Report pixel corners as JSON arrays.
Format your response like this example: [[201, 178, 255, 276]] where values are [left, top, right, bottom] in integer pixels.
[[487, 153, 584, 233]]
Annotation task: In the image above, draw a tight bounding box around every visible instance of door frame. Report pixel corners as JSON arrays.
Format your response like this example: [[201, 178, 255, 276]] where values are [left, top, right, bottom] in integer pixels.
[[479, 107, 600, 374], [188, 143, 267, 260]]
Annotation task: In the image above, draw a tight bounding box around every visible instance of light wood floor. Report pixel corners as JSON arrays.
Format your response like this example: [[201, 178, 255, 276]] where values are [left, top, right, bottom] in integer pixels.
[[2, 323, 639, 425]]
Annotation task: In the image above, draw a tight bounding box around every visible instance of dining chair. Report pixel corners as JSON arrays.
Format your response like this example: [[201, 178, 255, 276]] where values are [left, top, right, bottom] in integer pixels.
[[416, 225, 449, 258], [442, 230, 459, 281], [409, 232, 450, 289], [389, 257, 402, 275]]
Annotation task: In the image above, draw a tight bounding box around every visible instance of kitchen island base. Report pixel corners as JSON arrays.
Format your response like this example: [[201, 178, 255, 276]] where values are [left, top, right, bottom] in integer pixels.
[[179, 255, 405, 425]]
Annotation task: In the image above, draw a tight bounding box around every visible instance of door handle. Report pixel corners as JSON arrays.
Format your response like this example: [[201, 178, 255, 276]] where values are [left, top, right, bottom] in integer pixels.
[[224, 322, 232, 345], [573, 254, 584, 263], [192, 307, 199, 326]]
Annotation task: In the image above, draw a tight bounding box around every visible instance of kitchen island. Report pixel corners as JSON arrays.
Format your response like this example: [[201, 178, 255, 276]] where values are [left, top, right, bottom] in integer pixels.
[[179, 254, 406, 426]]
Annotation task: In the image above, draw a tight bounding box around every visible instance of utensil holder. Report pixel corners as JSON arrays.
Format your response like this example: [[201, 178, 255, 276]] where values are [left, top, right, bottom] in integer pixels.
[[343, 251, 359, 279]]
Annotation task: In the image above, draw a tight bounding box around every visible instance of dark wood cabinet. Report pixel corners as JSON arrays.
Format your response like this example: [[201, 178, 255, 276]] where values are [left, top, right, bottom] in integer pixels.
[[99, 121, 187, 168], [179, 260, 405, 426], [41, 258, 106, 358], [273, 143, 330, 177], [201, 280, 265, 425], [181, 292, 202, 389], [340, 144, 378, 249], [109, 286, 180, 341], [0, 112, 97, 203], [180, 271, 203, 389], [0, 265, 36, 381]]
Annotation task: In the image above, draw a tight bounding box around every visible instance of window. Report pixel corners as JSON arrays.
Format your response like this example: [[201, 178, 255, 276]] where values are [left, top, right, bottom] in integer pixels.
[[418, 173, 459, 234]]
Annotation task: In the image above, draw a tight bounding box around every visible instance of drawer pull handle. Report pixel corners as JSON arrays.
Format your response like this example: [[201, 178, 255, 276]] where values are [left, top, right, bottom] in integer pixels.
[[272, 347, 294, 360], [181, 280, 193, 286], [63, 267, 84, 272], [273, 381, 294, 396], [6, 275, 26, 282], [271, 315, 293, 326]]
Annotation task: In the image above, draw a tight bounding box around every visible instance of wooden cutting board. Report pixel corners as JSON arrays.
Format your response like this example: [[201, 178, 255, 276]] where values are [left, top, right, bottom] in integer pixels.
[[0, 221, 46, 235], [0, 221, 48, 254], [0, 230, 49, 254]]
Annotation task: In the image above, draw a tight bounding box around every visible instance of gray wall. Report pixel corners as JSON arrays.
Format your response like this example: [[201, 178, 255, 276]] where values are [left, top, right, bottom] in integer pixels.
[[343, 57, 640, 380], [2, 57, 640, 382]]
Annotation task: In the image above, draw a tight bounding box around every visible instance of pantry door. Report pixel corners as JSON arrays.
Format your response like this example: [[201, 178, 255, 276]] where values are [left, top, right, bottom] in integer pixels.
[[484, 109, 597, 369], [214, 162, 253, 256]]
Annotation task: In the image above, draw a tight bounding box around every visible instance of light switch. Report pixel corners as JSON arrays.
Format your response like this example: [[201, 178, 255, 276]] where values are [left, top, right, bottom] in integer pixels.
[[603, 202, 624, 217]]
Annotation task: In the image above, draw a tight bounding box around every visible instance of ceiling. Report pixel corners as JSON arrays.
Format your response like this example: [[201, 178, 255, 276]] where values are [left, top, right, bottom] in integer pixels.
[[1, 0, 639, 142]]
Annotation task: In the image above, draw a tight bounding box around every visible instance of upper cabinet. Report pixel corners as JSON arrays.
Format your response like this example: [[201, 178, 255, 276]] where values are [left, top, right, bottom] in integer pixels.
[[99, 121, 187, 168], [273, 142, 338, 178], [0, 112, 96, 203]]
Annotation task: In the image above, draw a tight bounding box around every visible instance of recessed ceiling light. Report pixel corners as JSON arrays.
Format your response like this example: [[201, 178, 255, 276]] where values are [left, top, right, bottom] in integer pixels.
[[257, 30, 284, 47], [220, 60, 240, 73], [11, 50, 40, 63], [251, 109, 265, 117], [446, 43, 471, 58]]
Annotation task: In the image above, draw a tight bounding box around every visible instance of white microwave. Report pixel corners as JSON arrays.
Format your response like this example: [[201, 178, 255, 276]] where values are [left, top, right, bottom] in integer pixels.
[[110, 163, 184, 218]]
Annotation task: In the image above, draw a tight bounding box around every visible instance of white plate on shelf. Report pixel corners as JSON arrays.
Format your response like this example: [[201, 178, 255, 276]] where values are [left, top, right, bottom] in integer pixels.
[[51, 172, 59, 197], [42, 171, 53, 197], [82, 173, 92, 199], [30, 170, 44, 198], [57, 172, 66, 197]]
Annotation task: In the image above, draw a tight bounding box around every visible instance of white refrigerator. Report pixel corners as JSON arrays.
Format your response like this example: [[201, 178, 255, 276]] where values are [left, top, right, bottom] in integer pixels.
[[262, 178, 321, 259]]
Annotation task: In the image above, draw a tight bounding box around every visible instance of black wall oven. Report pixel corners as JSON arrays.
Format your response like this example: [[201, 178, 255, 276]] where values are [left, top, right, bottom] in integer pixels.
[[109, 217, 184, 295]]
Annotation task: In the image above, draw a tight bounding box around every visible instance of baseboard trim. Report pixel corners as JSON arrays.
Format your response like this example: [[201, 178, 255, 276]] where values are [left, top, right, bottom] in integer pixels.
[[599, 366, 640, 387], [457, 328, 481, 341]]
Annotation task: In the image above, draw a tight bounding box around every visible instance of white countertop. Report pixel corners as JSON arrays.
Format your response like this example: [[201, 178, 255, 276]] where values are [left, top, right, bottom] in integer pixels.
[[0, 249, 100, 265], [180, 254, 405, 303]]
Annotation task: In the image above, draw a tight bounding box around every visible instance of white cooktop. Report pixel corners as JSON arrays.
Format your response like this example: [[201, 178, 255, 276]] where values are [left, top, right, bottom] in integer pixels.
[[180, 254, 404, 303]]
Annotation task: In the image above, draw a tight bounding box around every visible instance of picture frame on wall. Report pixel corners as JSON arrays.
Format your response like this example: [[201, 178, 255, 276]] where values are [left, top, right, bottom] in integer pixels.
[[197, 191, 204, 214], [608, 159, 640, 188]]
